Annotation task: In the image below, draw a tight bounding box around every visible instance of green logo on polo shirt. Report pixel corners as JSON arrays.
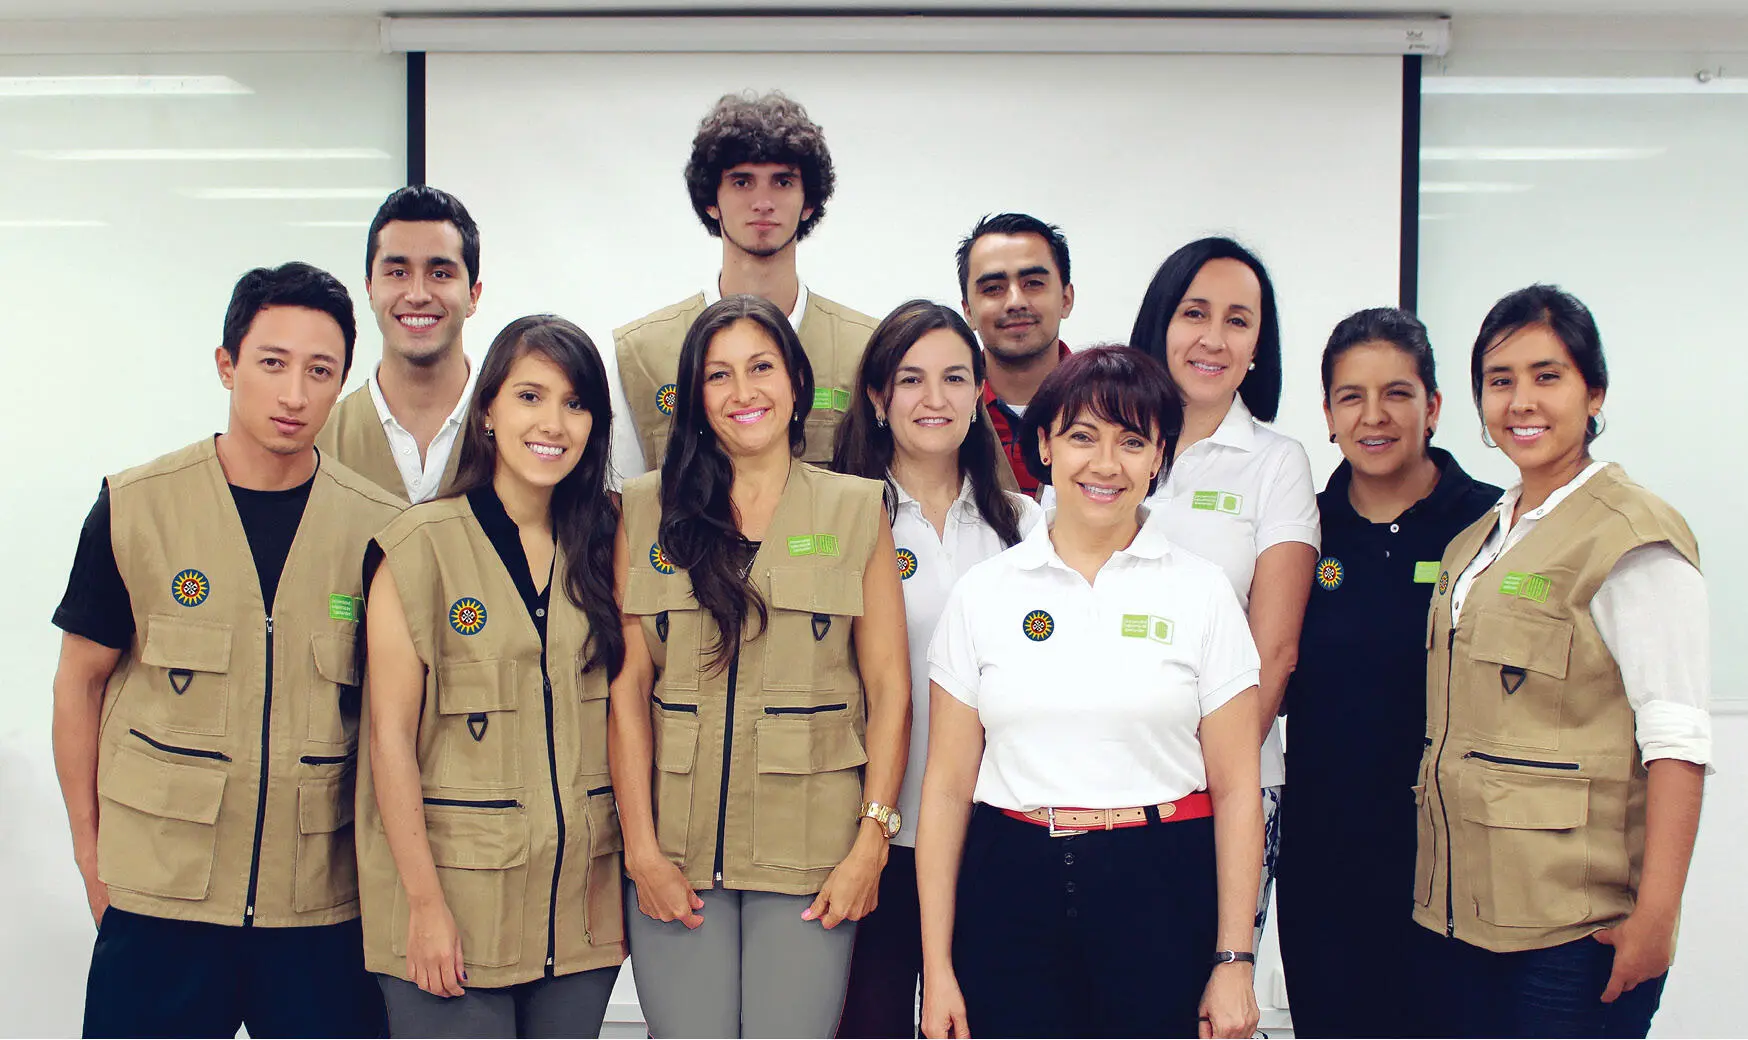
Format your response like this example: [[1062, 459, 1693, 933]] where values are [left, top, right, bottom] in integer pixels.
[[1120, 613, 1174, 645], [329, 594, 365, 622], [1499, 571, 1552, 603], [1413, 561, 1440, 584], [811, 387, 853, 412], [1191, 490, 1244, 515], [787, 533, 840, 557]]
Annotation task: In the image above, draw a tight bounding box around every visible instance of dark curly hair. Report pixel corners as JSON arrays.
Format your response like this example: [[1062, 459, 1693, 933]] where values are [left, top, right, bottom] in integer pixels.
[[684, 91, 836, 241]]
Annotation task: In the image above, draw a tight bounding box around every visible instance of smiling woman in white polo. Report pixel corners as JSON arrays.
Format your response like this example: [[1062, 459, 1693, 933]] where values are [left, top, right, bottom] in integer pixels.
[[915, 346, 1264, 1040]]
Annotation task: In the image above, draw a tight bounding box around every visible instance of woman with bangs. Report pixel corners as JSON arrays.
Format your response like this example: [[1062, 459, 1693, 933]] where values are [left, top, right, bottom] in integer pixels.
[[357, 315, 627, 1037], [918, 346, 1264, 1040]]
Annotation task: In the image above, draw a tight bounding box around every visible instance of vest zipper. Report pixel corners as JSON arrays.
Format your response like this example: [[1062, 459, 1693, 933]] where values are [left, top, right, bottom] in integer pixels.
[[763, 703, 847, 715], [242, 615, 274, 928], [1434, 627, 1456, 938], [130, 728, 232, 761], [541, 663, 565, 977], [1462, 750, 1580, 770], [299, 752, 353, 766], [714, 644, 742, 884]]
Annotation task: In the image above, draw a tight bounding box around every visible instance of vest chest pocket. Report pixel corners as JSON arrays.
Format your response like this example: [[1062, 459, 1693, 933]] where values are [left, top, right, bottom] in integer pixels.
[[751, 712, 868, 872], [1457, 764, 1590, 928], [392, 804, 529, 969], [571, 648, 612, 779], [308, 633, 360, 747], [651, 704, 700, 860], [97, 744, 227, 901], [434, 660, 522, 792], [139, 615, 233, 738], [294, 776, 357, 912], [625, 571, 703, 694], [1466, 613, 1573, 752], [761, 568, 864, 694]]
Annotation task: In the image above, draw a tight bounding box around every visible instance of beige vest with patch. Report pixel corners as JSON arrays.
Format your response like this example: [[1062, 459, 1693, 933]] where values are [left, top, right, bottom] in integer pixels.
[[620, 464, 882, 895], [99, 438, 403, 927], [316, 383, 462, 503], [356, 496, 625, 985], [1415, 464, 1700, 952], [613, 291, 877, 468]]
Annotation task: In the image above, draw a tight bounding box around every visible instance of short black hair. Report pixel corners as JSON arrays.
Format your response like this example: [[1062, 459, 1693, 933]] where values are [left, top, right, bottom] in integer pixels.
[[1470, 284, 1609, 444], [1130, 237, 1283, 422], [684, 92, 835, 241], [956, 212, 1072, 298], [1322, 307, 1438, 399], [1021, 344, 1183, 495], [365, 184, 481, 286], [221, 262, 358, 377]]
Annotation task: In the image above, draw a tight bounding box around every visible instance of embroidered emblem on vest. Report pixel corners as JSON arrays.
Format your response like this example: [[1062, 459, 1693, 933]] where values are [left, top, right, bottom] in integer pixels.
[[1191, 490, 1244, 515], [329, 594, 365, 622], [656, 383, 678, 416], [1498, 571, 1552, 603], [787, 533, 840, 557], [1120, 613, 1174, 645], [896, 547, 918, 580], [1438, 570, 1450, 596], [1022, 609, 1055, 642], [1315, 557, 1344, 590], [170, 568, 210, 607], [449, 597, 488, 635], [649, 543, 676, 574]]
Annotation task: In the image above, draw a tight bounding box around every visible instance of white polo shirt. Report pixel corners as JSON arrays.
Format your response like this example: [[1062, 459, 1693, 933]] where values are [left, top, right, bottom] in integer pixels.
[[891, 476, 1043, 846], [366, 359, 477, 504], [928, 506, 1261, 811]]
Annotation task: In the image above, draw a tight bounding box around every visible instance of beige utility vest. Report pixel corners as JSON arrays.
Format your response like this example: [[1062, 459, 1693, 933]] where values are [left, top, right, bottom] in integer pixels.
[[316, 384, 461, 502], [356, 495, 625, 986], [1414, 464, 1700, 952], [613, 291, 877, 468], [97, 438, 403, 927], [621, 464, 882, 895]]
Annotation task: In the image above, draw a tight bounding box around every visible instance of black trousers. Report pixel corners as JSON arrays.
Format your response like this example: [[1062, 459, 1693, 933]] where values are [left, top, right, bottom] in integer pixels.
[[82, 907, 385, 1039], [1415, 928, 1667, 1039], [837, 844, 921, 1038], [952, 804, 1217, 1039]]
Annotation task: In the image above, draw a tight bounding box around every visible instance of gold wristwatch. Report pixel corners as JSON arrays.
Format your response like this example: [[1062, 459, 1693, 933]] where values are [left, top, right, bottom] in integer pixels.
[[859, 801, 901, 839]]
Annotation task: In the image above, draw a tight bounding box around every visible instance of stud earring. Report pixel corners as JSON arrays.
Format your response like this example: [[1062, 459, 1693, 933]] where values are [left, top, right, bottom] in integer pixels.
[[1426, 427, 1435, 442], [1247, 361, 1257, 371], [875, 415, 887, 429], [1328, 432, 1336, 444], [484, 423, 494, 438]]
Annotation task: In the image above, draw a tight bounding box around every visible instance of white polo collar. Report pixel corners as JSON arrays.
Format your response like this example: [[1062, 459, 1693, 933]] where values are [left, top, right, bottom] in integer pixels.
[[1012, 505, 1174, 571], [367, 356, 477, 434], [704, 277, 810, 328], [891, 472, 977, 517], [1201, 396, 1260, 452]]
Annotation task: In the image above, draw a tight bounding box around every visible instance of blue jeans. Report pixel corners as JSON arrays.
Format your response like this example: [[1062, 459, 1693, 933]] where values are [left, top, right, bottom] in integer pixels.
[[1418, 928, 1666, 1038]]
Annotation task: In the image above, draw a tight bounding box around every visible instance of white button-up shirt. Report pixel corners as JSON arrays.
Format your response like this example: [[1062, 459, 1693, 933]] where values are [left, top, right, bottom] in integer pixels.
[[890, 476, 1042, 846], [1452, 460, 1712, 767], [366, 360, 476, 504], [928, 506, 1261, 811]]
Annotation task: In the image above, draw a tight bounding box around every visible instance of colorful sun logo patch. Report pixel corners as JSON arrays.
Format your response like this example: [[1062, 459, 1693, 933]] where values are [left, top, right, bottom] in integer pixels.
[[649, 543, 676, 575], [1437, 570, 1450, 596], [170, 568, 210, 607], [449, 597, 488, 635], [1315, 557, 1345, 591], [656, 383, 678, 417], [895, 547, 918, 581], [1021, 609, 1055, 642]]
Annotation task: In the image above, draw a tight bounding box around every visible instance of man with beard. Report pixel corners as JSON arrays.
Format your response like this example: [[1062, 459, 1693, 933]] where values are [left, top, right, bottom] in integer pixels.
[[317, 185, 483, 502], [956, 213, 1076, 497], [612, 91, 877, 477]]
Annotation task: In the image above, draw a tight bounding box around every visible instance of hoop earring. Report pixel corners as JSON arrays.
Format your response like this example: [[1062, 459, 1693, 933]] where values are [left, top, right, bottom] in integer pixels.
[[484, 425, 494, 439], [1425, 427, 1435, 442], [1592, 411, 1606, 438], [1481, 427, 1498, 449], [875, 416, 887, 429]]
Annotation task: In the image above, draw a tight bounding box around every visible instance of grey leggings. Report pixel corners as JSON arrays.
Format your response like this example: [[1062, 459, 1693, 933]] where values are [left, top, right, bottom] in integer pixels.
[[625, 881, 857, 1038], [377, 965, 619, 1038]]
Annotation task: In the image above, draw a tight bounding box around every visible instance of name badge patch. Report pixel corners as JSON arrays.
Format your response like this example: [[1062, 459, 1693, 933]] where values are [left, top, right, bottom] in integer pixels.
[[811, 387, 852, 412], [329, 594, 365, 622], [1120, 613, 1174, 645], [787, 533, 840, 557], [1191, 490, 1244, 515], [1413, 561, 1440, 584], [1499, 571, 1552, 603]]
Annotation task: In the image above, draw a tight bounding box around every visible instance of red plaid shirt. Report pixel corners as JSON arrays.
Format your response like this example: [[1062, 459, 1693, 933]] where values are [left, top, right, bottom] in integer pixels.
[[982, 341, 1070, 495]]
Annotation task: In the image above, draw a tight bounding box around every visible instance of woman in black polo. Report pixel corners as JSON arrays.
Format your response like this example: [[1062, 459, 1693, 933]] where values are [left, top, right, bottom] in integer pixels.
[[1274, 309, 1498, 1037]]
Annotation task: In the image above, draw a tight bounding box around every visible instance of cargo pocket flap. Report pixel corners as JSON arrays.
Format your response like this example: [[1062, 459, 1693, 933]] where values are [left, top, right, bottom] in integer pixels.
[[100, 745, 227, 824], [653, 710, 700, 774], [312, 633, 359, 686], [755, 717, 869, 775], [298, 778, 355, 834], [623, 568, 697, 616], [424, 807, 530, 870], [582, 777, 624, 855], [573, 649, 610, 701], [436, 659, 519, 714], [1468, 613, 1573, 679], [141, 616, 233, 673], [1460, 768, 1589, 830], [769, 568, 865, 617]]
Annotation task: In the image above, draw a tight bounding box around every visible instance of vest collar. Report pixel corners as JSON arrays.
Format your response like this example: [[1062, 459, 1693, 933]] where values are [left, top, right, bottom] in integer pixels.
[[1493, 458, 1611, 530], [705, 278, 810, 328]]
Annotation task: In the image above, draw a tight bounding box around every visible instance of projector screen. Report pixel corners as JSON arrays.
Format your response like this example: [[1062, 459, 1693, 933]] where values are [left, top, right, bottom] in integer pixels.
[[426, 50, 1406, 486]]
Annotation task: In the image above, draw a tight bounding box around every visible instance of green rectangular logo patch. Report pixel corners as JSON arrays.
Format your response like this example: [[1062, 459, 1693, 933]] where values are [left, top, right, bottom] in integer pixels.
[[832, 387, 852, 412], [329, 594, 363, 622], [1499, 571, 1552, 603], [811, 387, 833, 411], [812, 387, 853, 412], [1120, 613, 1174, 645], [1190, 490, 1244, 515], [1121, 614, 1150, 638], [787, 534, 816, 556], [787, 533, 841, 557], [1413, 561, 1440, 584]]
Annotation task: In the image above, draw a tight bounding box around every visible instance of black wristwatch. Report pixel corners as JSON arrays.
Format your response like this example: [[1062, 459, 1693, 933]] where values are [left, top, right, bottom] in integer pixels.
[[1211, 951, 1256, 966]]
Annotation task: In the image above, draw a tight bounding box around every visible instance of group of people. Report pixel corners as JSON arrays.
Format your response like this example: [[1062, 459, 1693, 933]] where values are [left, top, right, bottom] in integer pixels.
[[49, 89, 1711, 1040]]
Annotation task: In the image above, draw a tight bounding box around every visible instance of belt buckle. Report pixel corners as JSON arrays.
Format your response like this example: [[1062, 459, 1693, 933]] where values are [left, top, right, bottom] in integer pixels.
[[1046, 807, 1075, 838]]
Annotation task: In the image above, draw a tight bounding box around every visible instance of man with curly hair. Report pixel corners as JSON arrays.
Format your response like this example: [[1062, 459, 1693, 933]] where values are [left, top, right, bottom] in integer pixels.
[[612, 91, 878, 477]]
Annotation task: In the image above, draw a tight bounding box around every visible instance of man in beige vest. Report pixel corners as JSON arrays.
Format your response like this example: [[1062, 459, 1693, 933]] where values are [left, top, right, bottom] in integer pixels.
[[51, 263, 403, 1037], [317, 185, 483, 502], [611, 91, 878, 479]]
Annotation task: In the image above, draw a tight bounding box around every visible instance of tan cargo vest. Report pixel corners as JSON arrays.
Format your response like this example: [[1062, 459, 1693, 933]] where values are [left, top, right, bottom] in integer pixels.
[[1414, 464, 1700, 952], [356, 495, 625, 986], [620, 463, 883, 895], [316, 383, 462, 503], [98, 438, 403, 927], [613, 290, 877, 469]]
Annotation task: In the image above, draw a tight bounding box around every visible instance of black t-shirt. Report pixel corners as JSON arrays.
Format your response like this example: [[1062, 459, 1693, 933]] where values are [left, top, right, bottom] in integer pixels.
[[53, 476, 315, 649]]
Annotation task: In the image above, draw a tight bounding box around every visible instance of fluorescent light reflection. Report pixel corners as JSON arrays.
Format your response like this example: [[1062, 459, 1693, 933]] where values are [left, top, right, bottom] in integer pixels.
[[1421, 146, 1665, 162], [0, 218, 107, 227], [287, 220, 370, 228], [184, 187, 393, 200], [1420, 182, 1534, 194], [1425, 76, 1748, 96], [0, 76, 251, 97], [22, 147, 390, 161]]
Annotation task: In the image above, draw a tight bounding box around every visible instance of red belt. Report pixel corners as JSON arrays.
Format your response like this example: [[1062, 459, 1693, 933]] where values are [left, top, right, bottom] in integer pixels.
[[1001, 792, 1213, 837]]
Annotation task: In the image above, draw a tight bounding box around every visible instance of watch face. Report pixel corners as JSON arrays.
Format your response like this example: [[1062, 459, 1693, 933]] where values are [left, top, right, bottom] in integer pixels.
[[885, 809, 902, 837]]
